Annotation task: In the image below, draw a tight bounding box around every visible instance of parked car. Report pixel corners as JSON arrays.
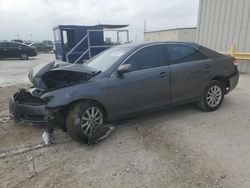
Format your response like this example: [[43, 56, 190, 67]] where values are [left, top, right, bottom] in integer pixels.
[[0, 41, 37, 60], [42, 40, 53, 46], [9, 42, 239, 142], [30, 43, 53, 53], [42, 40, 54, 51]]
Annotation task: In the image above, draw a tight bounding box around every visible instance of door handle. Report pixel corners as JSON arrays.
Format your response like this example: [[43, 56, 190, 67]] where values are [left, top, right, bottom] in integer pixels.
[[3, 48, 7, 51], [159, 72, 167, 78]]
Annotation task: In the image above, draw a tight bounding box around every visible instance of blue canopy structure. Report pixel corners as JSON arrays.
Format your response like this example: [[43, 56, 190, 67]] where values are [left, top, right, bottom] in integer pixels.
[[53, 24, 129, 63]]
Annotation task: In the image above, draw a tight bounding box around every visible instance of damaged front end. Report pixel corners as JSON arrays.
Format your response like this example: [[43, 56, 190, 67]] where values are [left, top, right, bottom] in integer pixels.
[[9, 60, 98, 124], [9, 88, 48, 122]]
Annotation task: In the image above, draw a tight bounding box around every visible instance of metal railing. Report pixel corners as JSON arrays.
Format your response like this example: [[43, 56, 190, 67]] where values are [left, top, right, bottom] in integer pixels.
[[221, 44, 250, 61], [65, 34, 89, 63], [66, 29, 129, 64]]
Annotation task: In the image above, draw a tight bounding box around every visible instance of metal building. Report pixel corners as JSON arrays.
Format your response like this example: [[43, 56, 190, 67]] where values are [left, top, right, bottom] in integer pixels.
[[144, 27, 196, 42], [196, 0, 250, 72]]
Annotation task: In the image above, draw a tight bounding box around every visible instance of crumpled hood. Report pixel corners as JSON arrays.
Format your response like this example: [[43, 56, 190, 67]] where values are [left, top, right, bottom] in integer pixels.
[[30, 60, 69, 78], [52, 63, 98, 74], [29, 60, 98, 89]]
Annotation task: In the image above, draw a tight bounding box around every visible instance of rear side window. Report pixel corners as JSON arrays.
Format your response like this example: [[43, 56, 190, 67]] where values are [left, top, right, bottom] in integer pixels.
[[167, 44, 208, 64], [124, 45, 164, 72]]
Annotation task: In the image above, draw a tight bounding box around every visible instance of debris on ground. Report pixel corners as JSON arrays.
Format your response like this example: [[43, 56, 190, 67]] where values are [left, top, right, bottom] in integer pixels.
[[42, 130, 55, 145], [220, 175, 226, 179], [0, 110, 10, 123], [27, 155, 36, 178], [0, 144, 45, 159], [87, 124, 115, 145]]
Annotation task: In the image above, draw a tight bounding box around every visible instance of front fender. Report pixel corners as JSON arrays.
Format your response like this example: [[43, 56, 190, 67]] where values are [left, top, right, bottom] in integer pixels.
[[41, 79, 109, 112]]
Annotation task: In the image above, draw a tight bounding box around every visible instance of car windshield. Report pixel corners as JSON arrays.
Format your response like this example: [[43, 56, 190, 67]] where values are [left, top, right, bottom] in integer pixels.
[[86, 46, 131, 72]]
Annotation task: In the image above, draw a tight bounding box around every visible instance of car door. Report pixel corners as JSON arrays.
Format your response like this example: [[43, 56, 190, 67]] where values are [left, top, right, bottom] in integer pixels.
[[6, 42, 21, 57], [0, 42, 8, 58], [107, 44, 171, 119], [166, 43, 212, 104]]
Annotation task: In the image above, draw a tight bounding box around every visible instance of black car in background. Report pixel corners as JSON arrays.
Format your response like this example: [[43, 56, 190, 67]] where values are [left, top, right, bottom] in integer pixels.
[[42, 40, 53, 46], [0, 41, 37, 60], [30, 43, 53, 53]]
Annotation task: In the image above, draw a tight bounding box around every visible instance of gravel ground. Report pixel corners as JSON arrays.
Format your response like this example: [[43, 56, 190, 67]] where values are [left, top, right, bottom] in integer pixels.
[[0, 55, 250, 187]]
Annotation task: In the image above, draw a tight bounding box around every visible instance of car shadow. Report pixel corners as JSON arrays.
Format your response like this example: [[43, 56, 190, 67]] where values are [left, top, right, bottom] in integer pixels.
[[115, 103, 201, 128]]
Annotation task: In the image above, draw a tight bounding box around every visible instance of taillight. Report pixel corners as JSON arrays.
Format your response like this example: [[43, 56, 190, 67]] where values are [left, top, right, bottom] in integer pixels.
[[232, 60, 238, 66]]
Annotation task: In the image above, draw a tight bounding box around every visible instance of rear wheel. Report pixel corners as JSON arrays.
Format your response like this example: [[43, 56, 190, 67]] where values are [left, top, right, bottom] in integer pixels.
[[66, 101, 104, 142], [20, 52, 29, 60], [198, 80, 225, 111]]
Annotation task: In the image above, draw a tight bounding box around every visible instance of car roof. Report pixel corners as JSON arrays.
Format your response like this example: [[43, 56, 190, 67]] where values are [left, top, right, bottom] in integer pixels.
[[119, 41, 201, 49]]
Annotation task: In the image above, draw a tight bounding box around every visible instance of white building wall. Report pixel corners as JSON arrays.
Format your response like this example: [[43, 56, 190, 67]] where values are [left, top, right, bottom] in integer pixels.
[[144, 30, 179, 41], [196, 0, 250, 72], [144, 28, 196, 42], [178, 29, 197, 42]]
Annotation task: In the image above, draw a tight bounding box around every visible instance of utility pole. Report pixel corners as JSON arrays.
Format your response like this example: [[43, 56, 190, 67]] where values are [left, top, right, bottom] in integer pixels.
[[17, 33, 19, 39], [30, 33, 33, 41]]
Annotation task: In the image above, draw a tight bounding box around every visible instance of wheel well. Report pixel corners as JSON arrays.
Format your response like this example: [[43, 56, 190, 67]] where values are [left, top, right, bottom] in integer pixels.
[[212, 76, 230, 93], [60, 99, 108, 120]]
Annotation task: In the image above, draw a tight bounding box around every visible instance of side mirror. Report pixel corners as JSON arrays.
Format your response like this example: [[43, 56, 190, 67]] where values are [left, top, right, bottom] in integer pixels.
[[116, 64, 132, 77]]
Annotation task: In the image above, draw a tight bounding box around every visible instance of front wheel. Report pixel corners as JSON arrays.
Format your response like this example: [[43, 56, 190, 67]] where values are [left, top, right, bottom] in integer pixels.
[[197, 80, 225, 111], [66, 101, 105, 142]]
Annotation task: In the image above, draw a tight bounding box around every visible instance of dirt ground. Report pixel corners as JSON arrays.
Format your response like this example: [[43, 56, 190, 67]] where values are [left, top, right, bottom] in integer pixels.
[[0, 55, 250, 187], [0, 53, 54, 87]]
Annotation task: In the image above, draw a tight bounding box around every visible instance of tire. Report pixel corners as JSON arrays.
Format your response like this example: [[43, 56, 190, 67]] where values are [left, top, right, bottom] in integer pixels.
[[20, 52, 29, 60], [66, 101, 105, 143], [197, 80, 225, 111]]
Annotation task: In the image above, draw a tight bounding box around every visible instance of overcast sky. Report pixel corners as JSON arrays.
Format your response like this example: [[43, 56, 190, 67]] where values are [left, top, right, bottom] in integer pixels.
[[0, 0, 199, 42]]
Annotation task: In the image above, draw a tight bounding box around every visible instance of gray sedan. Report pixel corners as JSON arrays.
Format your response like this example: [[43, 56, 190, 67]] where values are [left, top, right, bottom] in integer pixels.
[[9, 42, 239, 142]]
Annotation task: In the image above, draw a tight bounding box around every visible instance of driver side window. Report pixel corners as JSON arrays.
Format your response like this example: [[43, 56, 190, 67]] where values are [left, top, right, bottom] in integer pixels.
[[124, 45, 164, 72]]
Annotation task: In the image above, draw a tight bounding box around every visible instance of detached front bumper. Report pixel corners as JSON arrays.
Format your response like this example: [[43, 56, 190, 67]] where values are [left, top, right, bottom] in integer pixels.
[[9, 94, 48, 123]]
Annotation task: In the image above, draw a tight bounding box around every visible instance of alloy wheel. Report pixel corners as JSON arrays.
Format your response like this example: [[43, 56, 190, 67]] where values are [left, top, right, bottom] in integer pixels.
[[20, 53, 28, 60], [80, 107, 103, 135], [206, 85, 222, 107]]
